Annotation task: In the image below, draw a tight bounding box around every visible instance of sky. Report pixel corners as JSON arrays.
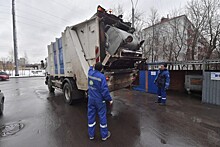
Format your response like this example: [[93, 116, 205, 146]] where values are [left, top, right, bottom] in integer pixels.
[[0, 0, 189, 64]]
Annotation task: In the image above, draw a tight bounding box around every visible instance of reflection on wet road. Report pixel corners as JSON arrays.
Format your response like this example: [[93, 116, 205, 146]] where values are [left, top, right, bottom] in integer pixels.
[[0, 77, 220, 147]]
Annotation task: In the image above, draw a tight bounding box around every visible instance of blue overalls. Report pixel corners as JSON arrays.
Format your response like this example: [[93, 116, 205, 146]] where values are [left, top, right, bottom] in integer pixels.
[[88, 66, 112, 138], [154, 69, 170, 104]]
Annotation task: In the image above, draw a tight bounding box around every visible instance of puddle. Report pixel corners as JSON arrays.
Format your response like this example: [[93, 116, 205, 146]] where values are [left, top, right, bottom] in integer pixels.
[[0, 122, 24, 137], [35, 89, 48, 99]]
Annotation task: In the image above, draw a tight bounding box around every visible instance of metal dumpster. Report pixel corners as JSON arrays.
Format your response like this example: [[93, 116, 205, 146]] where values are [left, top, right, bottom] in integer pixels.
[[133, 70, 147, 92], [148, 70, 158, 94], [133, 70, 158, 94], [184, 75, 203, 94]]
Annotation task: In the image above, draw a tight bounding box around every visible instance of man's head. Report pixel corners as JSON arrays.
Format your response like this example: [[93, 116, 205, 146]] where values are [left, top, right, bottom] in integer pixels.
[[94, 62, 103, 71], [160, 63, 167, 70]]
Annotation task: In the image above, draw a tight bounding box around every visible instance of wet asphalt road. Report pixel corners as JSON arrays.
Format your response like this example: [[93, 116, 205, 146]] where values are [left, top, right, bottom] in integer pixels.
[[0, 77, 220, 147]]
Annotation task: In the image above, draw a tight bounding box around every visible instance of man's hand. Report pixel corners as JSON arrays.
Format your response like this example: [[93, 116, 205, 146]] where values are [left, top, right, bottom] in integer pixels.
[[109, 100, 113, 105]]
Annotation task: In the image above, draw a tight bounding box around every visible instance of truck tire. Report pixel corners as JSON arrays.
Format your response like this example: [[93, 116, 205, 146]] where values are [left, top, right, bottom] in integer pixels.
[[48, 77, 55, 93], [0, 97, 4, 115], [63, 80, 84, 105]]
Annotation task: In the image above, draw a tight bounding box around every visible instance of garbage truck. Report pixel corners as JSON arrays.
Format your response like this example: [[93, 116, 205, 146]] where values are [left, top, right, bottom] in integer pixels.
[[45, 6, 145, 104]]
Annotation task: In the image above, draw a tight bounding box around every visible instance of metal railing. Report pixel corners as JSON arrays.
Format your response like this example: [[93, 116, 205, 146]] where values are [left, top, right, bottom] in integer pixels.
[[145, 59, 220, 70]]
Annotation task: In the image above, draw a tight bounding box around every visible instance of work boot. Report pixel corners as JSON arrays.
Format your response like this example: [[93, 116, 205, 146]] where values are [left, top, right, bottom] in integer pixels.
[[102, 131, 111, 141]]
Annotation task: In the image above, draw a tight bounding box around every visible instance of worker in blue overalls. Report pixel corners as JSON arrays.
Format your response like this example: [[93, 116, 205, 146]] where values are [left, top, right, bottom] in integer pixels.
[[154, 63, 170, 106], [87, 62, 113, 141]]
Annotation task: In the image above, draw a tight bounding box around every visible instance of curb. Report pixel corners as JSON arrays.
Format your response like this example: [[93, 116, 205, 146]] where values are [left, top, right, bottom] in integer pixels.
[[9, 76, 45, 79]]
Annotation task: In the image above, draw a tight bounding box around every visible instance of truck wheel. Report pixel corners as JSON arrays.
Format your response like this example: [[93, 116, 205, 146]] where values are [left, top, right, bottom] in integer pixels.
[[63, 81, 84, 105], [48, 77, 55, 93], [0, 97, 4, 115]]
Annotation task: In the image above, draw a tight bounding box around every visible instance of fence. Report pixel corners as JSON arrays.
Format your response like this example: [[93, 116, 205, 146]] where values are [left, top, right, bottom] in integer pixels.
[[202, 72, 220, 105], [134, 59, 220, 105]]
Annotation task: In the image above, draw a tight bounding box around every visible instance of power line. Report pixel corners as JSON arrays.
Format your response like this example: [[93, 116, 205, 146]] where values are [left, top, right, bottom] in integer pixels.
[[50, 0, 74, 11], [0, 17, 11, 20], [58, 0, 76, 8], [1, 1, 80, 31], [17, 1, 72, 23], [0, 11, 11, 14], [16, 15, 62, 29], [16, 8, 65, 26], [0, 17, 63, 41], [0, 4, 11, 8], [0, 4, 70, 26], [0, 20, 11, 23], [0, 13, 64, 42], [16, 20, 61, 33], [0, 46, 12, 48], [0, 9, 66, 30]]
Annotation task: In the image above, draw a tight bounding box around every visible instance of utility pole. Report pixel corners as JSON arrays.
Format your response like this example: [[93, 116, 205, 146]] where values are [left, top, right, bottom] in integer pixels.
[[131, 0, 135, 28], [12, 0, 19, 76], [132, 6, 134, 28], [152, 24, 154, 63]]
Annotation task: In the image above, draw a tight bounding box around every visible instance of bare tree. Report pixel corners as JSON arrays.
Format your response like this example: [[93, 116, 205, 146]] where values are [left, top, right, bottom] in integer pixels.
[[148, 8, 160, 26], [168, 14, 188, 62], [24, 51, 29, 64], [112, 4, 146, 35], [8, 50, 14, 62], [112, 4, 124, 16], [217, 41, 220, 58], [0, 61, 2, 71], [160, 26, 176, 62], [186, 0, 220, 60], [186, 0, 207, 61], [8, 50, 14, 75], [0, 58, 7, 71], [203, 0, 220, 59], [144, 9, 187, 63], [144, 8, 160, 62]]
